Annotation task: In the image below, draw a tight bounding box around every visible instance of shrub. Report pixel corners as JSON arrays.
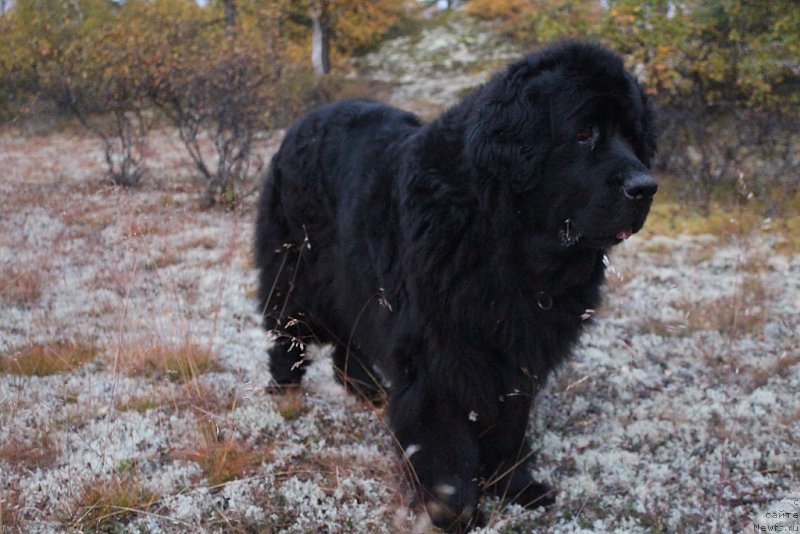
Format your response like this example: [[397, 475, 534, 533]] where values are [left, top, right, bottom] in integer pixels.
[[144, 3, 285, 205]]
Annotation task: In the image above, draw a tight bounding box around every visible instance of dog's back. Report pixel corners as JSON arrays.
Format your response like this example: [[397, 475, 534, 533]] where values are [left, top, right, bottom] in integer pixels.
[[254, 99, 420, 395]]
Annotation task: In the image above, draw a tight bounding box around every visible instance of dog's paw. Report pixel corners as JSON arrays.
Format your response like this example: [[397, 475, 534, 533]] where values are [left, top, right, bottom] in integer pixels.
[[486, 472, 556, 509], [424, 480, 483, 533]]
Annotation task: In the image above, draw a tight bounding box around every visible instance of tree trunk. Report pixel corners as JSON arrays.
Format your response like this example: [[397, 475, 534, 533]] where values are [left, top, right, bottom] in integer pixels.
[[222, 0, 237, 29], [309, 0, 331, 76]]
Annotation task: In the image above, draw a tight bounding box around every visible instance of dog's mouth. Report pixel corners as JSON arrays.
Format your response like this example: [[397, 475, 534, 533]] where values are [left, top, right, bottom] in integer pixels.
[[615, 228, 634, 241], [560, 221, 639, 248]]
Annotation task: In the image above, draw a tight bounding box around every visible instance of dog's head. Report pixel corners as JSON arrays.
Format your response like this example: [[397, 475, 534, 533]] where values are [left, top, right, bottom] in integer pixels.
[[465, 41, 657, 250]]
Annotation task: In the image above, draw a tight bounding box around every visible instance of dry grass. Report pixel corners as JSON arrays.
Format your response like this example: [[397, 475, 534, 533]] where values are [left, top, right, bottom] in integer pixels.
[[170, 421, 269, 485], [271, 390, 310, 421], [0, 484, 23, 533], [116, 381, 234, 417], [598, 256, 633, 296], [122, 218, 166, 239], [61, 208, 117, 230], [642, 180, 800, 252], [642, 280, 770, 337], [117, 340, 221, 383], [769, 214, 800, 255], [69, 476, 158, 532], [643, 201, 764, 238], [719, 277, 768, 333], [142, 249, 183, 271], [687, 280, 768, 335], [747, 353, 800, 391], [0, 432, 59, 470], [0, 339, 97, 376], [115, 392, 170, 414], [59, 188, 120, 229], [0, 266, 44, 307], [637, 191, 780, 338], [184, 235, 218, 250]]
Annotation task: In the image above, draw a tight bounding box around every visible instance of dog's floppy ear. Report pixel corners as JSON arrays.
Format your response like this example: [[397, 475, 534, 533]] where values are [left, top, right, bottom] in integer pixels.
[[634, 82, 657, 169], [464, 60, 555, 192]]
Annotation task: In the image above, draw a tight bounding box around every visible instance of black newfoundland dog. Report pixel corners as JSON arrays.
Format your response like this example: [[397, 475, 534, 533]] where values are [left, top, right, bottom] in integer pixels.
[[255, 41, 656, 531]]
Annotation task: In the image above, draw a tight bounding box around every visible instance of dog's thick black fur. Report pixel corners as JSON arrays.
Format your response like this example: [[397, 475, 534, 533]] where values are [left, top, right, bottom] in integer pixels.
[[255, 41, 656, 532]]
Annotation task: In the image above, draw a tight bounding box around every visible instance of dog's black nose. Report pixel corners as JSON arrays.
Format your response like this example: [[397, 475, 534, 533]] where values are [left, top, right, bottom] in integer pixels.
[[622, 172, 658, 200]]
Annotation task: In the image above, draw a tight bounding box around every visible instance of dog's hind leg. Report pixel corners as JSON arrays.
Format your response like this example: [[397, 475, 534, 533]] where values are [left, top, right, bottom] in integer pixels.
[[258, 236, 319, 390], [266, 335, 306, 389], [264, 309, 321, 390]]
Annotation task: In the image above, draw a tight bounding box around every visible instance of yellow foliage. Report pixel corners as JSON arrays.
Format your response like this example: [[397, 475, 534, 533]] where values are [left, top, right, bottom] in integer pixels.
[[466, 0, 529, 23], [282, 0, 406, 70], [464, 0, 800, 111], [467, 0, 601, 41]]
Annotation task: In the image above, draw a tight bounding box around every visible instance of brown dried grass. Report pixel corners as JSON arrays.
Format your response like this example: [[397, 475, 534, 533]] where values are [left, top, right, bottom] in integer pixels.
[[117, 340, 221, 383], [0, 483, 23, 533], [641, 275, 771, 337], [69, 476, 158, 532], [0, 267, 43, 306], [170, 421, 269, 485], [0, 339, 97, 376], [0, 432, 59, 470]]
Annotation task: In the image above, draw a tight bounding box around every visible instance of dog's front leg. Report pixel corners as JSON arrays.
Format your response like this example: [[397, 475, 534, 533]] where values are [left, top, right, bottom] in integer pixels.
[[389, 376, 484, 533], [478, 391, 556, 509]]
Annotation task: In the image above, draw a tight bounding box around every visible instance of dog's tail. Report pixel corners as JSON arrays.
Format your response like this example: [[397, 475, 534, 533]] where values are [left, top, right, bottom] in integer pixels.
[[254, 155, 295, 320]]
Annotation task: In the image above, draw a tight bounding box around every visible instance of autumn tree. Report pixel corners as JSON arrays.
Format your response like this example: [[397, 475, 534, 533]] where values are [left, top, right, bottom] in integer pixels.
[[0, 0, 156, 184], [1, 0, 288, 200], [222, 0, 237, 29], [61, 2, 167, 186], [147, 1, 285, 204], [285, 0, 407, 76], [466, 0, 603, 42], [0, 7, 30, 121], [0, 0, 115, 116]]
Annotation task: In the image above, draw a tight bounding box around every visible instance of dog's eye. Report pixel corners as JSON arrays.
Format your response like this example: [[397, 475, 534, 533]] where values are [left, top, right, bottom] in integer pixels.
[[576, 126, 597, 144]]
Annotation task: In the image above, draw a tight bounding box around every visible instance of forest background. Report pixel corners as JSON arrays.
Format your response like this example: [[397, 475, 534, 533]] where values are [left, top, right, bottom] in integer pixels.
[[1, 0, 798, 215]]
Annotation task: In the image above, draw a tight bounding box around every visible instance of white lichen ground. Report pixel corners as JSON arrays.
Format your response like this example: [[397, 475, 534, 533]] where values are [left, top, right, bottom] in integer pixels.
[[1, 16, 799, 533], [353, 11, 522, 118], [1, 126, 797, 534]]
